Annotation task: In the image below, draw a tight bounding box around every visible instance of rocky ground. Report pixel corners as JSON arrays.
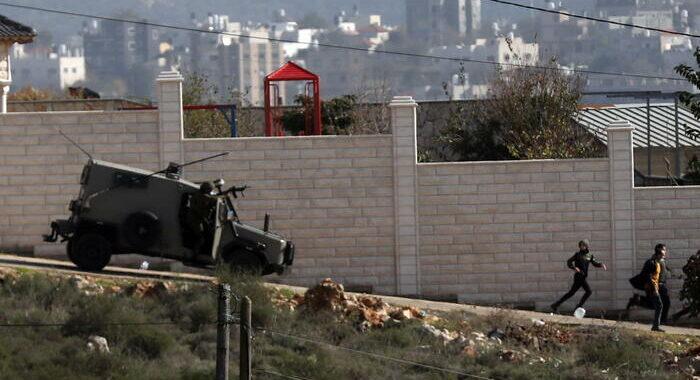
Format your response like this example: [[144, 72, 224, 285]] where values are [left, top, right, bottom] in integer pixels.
[[3, 265, 700, 379]]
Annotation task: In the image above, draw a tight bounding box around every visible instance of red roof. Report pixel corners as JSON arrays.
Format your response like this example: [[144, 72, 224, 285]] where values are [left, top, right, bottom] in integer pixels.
[[265, 61, 318, 81]]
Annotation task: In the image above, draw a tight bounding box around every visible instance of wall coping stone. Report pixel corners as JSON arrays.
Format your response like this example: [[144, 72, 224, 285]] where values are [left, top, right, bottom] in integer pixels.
[[388, 96, 418, 108], [155, 70, 184, 82], [183, 134, 393, 142], [0, 110, 158, 116], [418, 158, 609, 166], [635, 185, 700, 190], [607, 119, 635, 131]]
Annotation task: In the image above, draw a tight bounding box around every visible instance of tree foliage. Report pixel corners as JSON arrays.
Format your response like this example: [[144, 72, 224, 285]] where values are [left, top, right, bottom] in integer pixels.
[[181, 72, 256, 138], [8, 86, 60, 101], [440, 56, 604, 161], [281, 94, 377, 135], [679, 251, 700, 318], [298, 12, 328, 29], [675, 47, 700, 140]]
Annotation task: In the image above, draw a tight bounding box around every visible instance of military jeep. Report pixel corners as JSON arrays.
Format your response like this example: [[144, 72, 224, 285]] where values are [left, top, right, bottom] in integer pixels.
[[43, 156, 294, 275]]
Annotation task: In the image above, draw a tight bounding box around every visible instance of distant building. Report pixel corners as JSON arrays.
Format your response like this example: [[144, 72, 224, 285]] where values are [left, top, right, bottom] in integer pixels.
[[11, 44, 85, 90], [83, 19, 162, 97], [186, 14, 286, 105], [0, 14, 36, 112], [406, 0, 481, 43]]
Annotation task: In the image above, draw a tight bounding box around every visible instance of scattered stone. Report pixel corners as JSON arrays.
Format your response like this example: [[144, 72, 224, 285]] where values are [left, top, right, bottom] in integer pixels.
[[304, 278, 346, 312], [0, 268, 19, 285], [488, 328, 507, 341], [421, 323, 461, 345], [68, 275, 103, 296], [498, 349, 519, 362], [124, 281, 175, 298], [462, 346, 477, 357], [87, 335, 110, 354], [532, 318, 545, 327]]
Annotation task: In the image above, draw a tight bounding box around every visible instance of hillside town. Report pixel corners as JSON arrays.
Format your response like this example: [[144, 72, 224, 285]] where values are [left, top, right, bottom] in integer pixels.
[[9, 0, 700, 102], [4, 0, 700, 379]]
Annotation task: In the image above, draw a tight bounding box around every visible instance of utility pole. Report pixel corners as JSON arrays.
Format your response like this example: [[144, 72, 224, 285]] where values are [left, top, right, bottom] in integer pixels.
[[216, 283, 231, 380], [240, 296, 252, 380]]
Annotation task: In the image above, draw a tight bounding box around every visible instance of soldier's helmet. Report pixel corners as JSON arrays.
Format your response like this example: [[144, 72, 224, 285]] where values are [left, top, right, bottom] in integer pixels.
[[199, 182, 214, 195]]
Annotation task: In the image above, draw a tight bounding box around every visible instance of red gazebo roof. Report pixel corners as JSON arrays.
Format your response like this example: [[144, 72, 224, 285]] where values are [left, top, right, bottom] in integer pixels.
[[265, 61, 318, 81]]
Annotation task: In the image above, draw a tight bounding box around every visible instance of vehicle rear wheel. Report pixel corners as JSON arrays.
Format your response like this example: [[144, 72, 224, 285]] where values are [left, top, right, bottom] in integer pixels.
[[228, 249, 263, 275], [69, 233, 112, 271], [123, 211, 160, 250]]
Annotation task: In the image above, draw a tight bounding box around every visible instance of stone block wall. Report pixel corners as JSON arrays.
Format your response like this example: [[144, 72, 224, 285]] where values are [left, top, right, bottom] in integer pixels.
[[416, 159, 613, 309], [1, 70, 697, 311], [634, 186, 700, 306], [181, 135, 396, 293], [0, 110, 159, 251]]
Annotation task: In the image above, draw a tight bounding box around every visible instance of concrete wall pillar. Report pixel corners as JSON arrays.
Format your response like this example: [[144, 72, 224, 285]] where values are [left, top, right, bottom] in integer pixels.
[[0, 85, 9, 114], [389, 96, 420, 296], [155, 70, 184, 168], [0, 41, 13, 114], [607, 120, 636, 309]]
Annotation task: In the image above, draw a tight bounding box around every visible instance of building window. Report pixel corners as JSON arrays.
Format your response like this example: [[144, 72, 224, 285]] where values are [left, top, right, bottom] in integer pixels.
[[72, 68, 77, 73], [63, 68, 68, 73]]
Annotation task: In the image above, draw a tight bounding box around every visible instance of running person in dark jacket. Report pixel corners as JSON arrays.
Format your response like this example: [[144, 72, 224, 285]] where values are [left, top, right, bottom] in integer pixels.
[[551, 240, 607, 313]]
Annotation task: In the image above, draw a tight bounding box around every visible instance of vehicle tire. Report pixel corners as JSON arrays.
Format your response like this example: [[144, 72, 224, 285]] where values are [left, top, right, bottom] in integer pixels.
[[228, 249, 263, 275], [123, 211, 160, 250], [69, 233, 112, 271]]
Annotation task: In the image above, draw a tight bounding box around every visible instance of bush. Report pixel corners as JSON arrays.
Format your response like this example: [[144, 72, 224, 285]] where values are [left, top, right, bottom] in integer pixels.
[[125, 326, 175, 359]]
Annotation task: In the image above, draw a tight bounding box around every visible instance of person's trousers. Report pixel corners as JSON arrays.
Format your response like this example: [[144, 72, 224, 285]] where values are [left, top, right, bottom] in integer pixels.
[[659, 284, 670, 324], [554, 274, 591, 308], [650, 290, 663, 328], [633, 284, 670, 324]]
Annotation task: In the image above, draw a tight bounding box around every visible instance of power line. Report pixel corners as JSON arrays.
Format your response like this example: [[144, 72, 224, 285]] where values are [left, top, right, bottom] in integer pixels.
[[0, 1, 687, 82], [256, 327, 495, 380], [485, 0, 700, 39]]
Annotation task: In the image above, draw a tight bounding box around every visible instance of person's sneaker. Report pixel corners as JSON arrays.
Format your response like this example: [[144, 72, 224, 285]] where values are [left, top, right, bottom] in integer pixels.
[[550, 303, 558, 313], [651, 326, 666, 333]]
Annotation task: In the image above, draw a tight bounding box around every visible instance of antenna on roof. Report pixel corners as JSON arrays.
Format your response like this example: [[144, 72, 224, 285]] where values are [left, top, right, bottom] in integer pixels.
[[58, 129, 93, 161]]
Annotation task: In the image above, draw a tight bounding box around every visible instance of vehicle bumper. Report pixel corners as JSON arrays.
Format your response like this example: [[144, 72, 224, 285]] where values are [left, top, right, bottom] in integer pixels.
[[43, 219, 75, 242]]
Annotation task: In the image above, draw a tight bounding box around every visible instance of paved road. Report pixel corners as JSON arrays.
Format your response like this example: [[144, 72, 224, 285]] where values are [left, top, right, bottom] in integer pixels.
[[3, 253, 699, 336], [0, 253, 213, 282]]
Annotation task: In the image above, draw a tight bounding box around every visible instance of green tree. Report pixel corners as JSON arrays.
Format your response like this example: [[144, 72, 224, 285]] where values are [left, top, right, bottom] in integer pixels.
[[298, 12, 328, 29], [675, 47, 700, 140], [440, 55, 604, 161], [280, 94, 361, 135], [181, 72, 256, 138]]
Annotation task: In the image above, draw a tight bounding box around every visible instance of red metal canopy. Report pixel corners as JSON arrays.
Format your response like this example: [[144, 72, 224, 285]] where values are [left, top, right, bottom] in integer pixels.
[[264, 61, 322, 136], [266, 61, 319, 81]]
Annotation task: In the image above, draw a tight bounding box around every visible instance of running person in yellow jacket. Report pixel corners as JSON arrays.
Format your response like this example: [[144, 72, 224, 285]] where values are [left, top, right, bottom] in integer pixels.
[[551, 240, 607, 313], [627, 244, 667, 332]]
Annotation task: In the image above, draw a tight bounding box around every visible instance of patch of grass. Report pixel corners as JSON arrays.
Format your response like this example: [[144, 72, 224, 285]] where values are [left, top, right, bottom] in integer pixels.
[[0, 270, 689, 380], [579, 332, 671, 378]]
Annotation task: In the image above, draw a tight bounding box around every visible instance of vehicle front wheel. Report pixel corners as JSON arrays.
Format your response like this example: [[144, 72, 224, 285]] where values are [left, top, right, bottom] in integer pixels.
[[69, 233, 112, 271], [227, 249, 263, 275]]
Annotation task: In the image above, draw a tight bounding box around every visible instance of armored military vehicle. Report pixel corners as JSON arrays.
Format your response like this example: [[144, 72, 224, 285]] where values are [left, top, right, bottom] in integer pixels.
[[43, 152, 294, 275]]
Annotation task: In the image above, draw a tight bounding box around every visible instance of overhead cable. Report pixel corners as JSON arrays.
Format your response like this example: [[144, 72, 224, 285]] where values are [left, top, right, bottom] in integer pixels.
[[484, 0, 700, 39], [0, 1, 687, 82], [256, 327, 496, 380]]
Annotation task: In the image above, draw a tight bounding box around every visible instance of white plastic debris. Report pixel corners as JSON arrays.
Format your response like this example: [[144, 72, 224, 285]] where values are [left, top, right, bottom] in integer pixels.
[[574, 307, 586, 319], [139, 261, 150, 270]]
